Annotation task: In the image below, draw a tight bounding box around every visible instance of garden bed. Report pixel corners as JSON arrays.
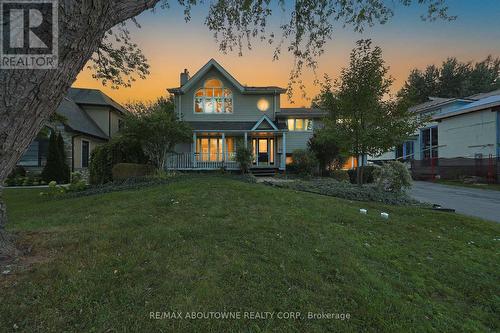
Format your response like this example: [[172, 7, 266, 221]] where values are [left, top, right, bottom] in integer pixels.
[[264, 178, 420, 205]]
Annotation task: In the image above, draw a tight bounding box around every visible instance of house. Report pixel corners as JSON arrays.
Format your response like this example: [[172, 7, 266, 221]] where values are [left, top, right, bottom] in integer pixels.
[[370, 89, 500, 182], [166, 59, 327, 172], [18, 88, 127, 175]]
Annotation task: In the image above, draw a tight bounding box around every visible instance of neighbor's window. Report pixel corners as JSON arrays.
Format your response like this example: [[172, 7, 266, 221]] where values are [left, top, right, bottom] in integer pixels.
[[18, 140, 40, 167], [82, 140, 90, 168], [287, 118, 313, 131], [194, 78, 233, 114]]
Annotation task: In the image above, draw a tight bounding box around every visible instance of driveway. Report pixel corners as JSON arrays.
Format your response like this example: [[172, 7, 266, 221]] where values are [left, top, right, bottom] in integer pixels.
[[410, 181, 500, 223]]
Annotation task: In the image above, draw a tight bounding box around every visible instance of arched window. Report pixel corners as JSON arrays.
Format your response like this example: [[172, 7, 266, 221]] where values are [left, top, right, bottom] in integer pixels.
[[194, 78, 233, 114]]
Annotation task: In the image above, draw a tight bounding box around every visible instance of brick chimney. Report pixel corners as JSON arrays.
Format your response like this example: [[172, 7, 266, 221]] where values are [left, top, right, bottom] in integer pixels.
[[180, 69, 190, 86]]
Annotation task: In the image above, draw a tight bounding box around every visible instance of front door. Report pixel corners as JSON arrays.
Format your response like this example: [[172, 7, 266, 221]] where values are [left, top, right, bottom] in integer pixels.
[[252, 138, 275, 166]]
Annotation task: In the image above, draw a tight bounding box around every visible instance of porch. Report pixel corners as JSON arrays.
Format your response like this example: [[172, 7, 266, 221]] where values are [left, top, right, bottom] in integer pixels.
[[166, 129, 287, 171]]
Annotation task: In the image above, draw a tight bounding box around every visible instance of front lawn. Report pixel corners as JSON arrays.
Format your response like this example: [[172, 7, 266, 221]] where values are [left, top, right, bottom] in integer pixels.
[[1, 176, 499, 332]]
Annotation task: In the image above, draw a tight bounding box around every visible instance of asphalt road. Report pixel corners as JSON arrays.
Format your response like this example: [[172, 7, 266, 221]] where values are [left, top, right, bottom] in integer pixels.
[[410, 181, 500, 223]]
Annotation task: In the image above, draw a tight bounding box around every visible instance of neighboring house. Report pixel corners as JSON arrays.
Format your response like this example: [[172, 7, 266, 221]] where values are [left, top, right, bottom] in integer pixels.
[[166, 59, 328, 172], [369, 89, 500, 182], [434, 95, 500, 159], [18, 88, 127, 174]]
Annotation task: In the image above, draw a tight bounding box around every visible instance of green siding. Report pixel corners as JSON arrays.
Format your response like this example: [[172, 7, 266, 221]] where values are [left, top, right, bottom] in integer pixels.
[[178, 68, 278, 122]]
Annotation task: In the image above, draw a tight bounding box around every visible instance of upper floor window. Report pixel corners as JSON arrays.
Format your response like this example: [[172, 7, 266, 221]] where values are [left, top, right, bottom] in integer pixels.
[[287, 118, 313, 131], [194, 78, 233, 114]]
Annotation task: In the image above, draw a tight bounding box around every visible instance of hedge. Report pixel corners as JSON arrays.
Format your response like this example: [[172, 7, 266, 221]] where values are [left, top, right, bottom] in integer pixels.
[[112, 163, 155, 181]]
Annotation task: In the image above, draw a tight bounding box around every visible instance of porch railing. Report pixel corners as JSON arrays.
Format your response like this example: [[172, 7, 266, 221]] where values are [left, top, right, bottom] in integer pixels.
[[166, 152, 239, 170]]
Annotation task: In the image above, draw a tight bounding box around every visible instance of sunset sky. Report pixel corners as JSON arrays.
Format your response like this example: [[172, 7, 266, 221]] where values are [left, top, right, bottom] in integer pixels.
[[73, 0, 500, 107]]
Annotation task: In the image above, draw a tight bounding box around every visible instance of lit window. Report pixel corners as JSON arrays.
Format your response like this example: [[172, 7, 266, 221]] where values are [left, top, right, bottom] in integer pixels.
[[194, 79, 233, 114], [196, 137, 235, 161], [287, 118, 313, 131]]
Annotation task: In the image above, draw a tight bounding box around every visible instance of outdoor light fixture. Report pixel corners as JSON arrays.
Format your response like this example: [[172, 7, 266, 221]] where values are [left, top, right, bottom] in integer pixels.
[[257, 98, 270, 111]]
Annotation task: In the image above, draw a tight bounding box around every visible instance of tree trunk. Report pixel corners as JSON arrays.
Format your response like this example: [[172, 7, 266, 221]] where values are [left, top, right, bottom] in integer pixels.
[[0, 187, 16, 260], [0, 0, 160, 258]]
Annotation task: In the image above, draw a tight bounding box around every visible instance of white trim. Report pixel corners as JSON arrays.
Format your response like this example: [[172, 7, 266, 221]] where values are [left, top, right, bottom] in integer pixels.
[[281, 132, 286, 169], [251, 115, 278, 131], [179, 95, 182, 118], [193, 77, 234, 115], [181, 59, 245, 94]]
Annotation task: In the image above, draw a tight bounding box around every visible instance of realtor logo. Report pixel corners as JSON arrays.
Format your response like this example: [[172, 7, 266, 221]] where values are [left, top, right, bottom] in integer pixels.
[[0, 0, 58, 69]]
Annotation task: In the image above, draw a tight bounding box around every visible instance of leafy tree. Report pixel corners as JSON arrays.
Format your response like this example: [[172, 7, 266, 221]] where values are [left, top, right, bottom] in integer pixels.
[[308, 130, 346, 175], [398, 56, 500, 105], [289, 149, 318, 177], [0, 0, 455, 258], [41, 132, 70, 184], [122, 97, 192, 170], [235, 145, 253, 174], [319, 40, 420, 185], [89, 135, 148, 184]]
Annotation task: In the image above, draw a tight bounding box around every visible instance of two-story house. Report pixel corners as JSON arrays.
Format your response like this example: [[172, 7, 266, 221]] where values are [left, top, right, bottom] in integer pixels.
[[17, 88, 127, 175], [167, 59, 326, 172]]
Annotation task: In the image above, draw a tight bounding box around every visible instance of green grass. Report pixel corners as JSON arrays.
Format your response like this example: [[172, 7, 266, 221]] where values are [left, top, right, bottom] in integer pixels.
[[434, 179, 500, 191], [1, 175, 499, 332]]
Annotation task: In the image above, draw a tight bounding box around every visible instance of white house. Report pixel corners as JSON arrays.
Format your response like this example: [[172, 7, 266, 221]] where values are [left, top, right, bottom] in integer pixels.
[[369, 90, 500, 181]]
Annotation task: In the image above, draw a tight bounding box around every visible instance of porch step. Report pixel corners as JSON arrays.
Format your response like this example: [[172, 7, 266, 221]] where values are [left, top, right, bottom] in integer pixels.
[[250, 168, 278, 177]]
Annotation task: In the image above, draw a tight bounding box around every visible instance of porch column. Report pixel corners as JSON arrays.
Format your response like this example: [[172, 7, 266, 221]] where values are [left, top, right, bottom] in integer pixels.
[[244, 132, 248, 148], [222, 132, 226, 162], [281, 132, 287, 170], [192, 132, 197, 168]]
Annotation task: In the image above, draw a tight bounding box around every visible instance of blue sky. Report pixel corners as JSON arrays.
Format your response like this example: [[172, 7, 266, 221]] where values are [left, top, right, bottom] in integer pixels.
[[74, 0, 500, 106]]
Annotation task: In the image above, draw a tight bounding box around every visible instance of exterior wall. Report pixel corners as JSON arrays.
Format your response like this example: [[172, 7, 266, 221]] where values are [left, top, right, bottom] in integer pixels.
[[286, 132, 312, 153], [81, 105, 111, 136], [174, 143, 191, 153], [438, 109, 496, 159], [177, 68, 278, 122], [72, 136, 104, 170], [109, 111, 123, 137], [282, 119, 322, 153]]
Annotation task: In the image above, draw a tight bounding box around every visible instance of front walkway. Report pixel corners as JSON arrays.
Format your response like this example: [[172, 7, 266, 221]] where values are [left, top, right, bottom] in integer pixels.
[[410, 181, 500, 223]]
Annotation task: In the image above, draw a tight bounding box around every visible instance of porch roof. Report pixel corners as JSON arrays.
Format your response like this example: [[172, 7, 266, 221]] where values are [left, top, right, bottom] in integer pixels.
[[187, 121, 287, 132]]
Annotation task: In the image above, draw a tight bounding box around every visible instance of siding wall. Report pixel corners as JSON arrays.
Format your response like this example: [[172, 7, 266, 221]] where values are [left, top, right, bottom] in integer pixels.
[[438, 109, 497, 158], [285, 132, 313, 153], [109, 111, 122, 137], [73, 136, 104, 169], [81, 105, 111, 136], [283, 119, 322, 153], [177, 68, 279, 122]]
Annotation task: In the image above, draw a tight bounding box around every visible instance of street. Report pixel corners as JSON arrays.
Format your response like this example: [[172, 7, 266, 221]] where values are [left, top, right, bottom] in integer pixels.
[[410, 181, 500, 223]]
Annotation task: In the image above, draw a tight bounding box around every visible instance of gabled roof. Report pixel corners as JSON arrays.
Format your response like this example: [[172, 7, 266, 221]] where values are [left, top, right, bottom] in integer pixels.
[[167, 59, 286, 95], [56, 97, 108, 139], [434, 95, 500, 120], [408, 97, 472, 113], [466, 89, 500, 100], [68, 88, 127, 114], [276, 107, 326, 118], [251, 115, 278, 131]]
